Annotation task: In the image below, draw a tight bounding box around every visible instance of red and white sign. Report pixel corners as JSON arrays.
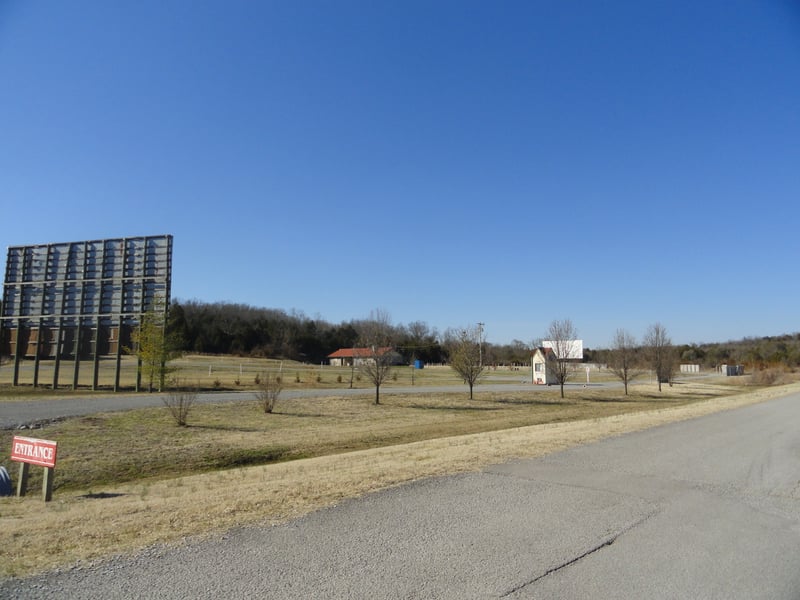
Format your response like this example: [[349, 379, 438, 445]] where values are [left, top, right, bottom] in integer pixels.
[[11, 436, 58, 468]]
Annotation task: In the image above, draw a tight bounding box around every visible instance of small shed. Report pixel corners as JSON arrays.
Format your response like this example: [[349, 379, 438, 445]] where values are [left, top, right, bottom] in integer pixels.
[[531, 347, 557, 385], [721, 364, 744, 376]]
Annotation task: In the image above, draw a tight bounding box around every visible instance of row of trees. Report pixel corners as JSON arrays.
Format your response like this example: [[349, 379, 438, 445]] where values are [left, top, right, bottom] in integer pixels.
[[534, 320, 697, 398], [537, 320, 680, 398], [132, 300, 799, 402], [605, 323, 675, 395], [168, 301, 800, 372], [443, 319, 678, 401], [167, 300, 545, 366]]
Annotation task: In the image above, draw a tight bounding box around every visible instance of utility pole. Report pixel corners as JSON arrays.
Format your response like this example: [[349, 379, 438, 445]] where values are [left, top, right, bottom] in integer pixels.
[[477, 322, 484, 368]]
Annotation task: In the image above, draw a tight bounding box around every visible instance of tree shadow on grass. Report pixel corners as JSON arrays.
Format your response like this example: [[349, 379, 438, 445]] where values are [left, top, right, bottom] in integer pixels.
[[215, 447, 295, 468], [188, 412, 327, 431], [80, 492, 127, 499], [633, 393, 718, 400], [406, 403, 501, 412], [269, 411, 327, 418], [493, 398, 573, 407], [589, 397, 649, 403], [186, 424, 264, 432]]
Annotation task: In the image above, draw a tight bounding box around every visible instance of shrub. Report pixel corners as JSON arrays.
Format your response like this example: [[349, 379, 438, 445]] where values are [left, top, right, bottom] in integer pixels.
[[163, 381, 197, 426], [750, 368, 783, 386], [256, 372, 283, 413]]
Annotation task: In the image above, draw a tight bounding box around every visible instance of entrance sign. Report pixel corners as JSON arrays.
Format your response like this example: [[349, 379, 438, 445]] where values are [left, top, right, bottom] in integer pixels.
[[10, 435, 58, 501], [11, 436, 58, 468]]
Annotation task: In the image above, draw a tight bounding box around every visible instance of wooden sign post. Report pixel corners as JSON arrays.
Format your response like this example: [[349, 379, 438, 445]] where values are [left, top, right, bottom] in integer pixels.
[[10, 436, 58, 502]]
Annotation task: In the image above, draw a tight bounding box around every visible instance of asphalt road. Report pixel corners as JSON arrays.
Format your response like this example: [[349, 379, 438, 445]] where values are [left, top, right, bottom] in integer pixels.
[[3, 391, 799, 598], [0, 382, 557, 429]]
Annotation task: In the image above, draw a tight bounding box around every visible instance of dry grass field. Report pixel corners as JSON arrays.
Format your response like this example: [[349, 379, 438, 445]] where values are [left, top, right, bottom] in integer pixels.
[[1, 354, 544, 391], [1, 365, 797, 579]]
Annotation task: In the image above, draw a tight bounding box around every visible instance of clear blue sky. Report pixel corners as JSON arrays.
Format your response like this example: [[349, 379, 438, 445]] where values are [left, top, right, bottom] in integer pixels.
[[2, 1, 799, 348]]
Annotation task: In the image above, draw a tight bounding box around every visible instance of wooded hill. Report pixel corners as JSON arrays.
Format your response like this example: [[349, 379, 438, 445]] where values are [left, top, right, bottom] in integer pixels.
[[168, 300, 800, 370], [168, 300, 448, 365]]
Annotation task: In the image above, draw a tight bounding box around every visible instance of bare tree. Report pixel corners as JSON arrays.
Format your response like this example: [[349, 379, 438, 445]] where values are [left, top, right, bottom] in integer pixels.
[[163, 380, 197, 426], [405, 321, 432, 347], [607, 328, 641, 395], [358, 309, 395, 405], [544, 319, 579, 398], [255, 372, 283, 413], [447, 326, 485, 399], [643, 322, 674, 391]]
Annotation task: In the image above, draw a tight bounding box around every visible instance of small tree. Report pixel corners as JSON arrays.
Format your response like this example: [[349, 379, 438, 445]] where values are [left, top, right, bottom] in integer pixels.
[[607, 328, 641, 395], [130, 297, 180, 392], [163, 381, 197, 426], [358, 309, 395, 405], [544, 319, 580, 399], [643, 322, 675, 391], [256, 372, 283, 413], [448, 326, 485, 399]]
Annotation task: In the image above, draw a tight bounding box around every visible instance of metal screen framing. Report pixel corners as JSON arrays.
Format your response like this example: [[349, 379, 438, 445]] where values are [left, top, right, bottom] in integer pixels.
[[1, 235, 173, 390]]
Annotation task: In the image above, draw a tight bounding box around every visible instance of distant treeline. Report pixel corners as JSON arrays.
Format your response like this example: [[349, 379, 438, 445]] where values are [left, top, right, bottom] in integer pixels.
[[589, 334, 800, 371], [168, 300, 447, 364], [168, 300, 800, 370], [168, 300, 537, 365], [688, 334, 800, 369]]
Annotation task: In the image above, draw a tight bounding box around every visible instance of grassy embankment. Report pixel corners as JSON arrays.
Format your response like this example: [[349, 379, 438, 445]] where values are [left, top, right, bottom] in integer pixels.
[[1, 356, 795, 579]]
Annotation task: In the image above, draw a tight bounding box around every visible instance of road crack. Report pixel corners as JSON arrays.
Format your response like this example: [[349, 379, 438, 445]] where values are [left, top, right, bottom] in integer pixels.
[[499, 512, 657, 597]]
